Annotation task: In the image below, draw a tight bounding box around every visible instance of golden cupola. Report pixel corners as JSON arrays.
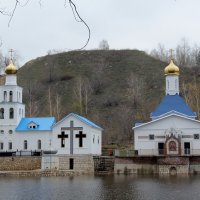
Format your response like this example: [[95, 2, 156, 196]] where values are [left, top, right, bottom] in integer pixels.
[[5, 60, 18, 75], [164, 59, 179, 76]]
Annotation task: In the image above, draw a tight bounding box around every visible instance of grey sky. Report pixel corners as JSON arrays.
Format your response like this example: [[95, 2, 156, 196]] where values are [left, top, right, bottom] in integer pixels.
[[0, 0, 200, 65]]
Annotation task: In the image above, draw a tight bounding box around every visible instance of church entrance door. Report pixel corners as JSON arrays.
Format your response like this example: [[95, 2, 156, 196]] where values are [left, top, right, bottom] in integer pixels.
[[184, 142, 190, 155], [69, 158, 74, 170]]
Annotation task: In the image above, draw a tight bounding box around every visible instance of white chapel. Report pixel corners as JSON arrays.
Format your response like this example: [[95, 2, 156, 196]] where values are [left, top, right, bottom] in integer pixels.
[[133, 59, 200, 156], [0, 59, 102, 156]]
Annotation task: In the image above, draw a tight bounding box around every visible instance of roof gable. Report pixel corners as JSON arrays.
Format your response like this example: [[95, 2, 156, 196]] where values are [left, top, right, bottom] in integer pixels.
[[151, 94, 196, 119], [133, 113, 200, 130], [53, 113, 103, 130], [16, 117, 56, 131]]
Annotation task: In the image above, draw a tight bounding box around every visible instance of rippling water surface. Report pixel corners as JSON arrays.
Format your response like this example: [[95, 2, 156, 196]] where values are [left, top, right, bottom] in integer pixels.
[[0, 175, 200, 200]]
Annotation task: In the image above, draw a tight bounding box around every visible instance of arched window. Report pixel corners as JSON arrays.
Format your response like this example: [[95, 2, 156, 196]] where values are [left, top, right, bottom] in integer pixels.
[[0, 130, 4, 134], [9, 108, 14, 119], [8, 142, 12, 150], [38, 140, 41, 150], [9, 130, 13, 134], [0, 108, 4, 119], [24, 140, 28, 150], [9, 91, 13, 102], [4, 91, 7, 102]]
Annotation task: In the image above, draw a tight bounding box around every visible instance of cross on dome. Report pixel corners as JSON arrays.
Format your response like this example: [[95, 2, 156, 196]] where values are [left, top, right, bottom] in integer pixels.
[[9, 48, 14, 61]]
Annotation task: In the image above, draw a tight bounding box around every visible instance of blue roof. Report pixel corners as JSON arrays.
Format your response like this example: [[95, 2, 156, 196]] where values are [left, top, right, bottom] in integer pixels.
[[151, 94, 196, 119], [73, 113, 102, 129], [16, 117, 56, 131], [54, 113, 103, 130]]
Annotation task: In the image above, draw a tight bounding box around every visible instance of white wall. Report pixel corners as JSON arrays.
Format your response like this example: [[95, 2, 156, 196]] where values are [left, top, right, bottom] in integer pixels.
[[134, 115, 200, 155], [52, 115, 102, 155]]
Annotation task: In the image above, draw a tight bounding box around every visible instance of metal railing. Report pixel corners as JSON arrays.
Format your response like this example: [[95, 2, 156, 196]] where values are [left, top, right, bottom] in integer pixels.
[[135, 148, 200, 156]]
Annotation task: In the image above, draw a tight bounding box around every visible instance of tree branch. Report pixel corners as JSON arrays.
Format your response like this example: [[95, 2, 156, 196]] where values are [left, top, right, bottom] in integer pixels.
[[68, 0, 91, 50]]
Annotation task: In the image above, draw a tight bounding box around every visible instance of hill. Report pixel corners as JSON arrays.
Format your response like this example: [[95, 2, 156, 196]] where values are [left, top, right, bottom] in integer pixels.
[[6, 50, 199, 144]]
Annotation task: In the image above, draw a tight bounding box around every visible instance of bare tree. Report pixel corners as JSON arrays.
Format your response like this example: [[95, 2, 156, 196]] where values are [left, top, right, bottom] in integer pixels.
[[126, 73, 144, 108], [48, 87, 53, 116], [73, 76, 92, 115], [73, 76, 84, 114], [25, 80, 39, 117], [99, 40, 109, 50], [0, 1, 91, 49], [175, 38, 191, 68], [55, 93, 62, 121], [150, 43, 169, 62]]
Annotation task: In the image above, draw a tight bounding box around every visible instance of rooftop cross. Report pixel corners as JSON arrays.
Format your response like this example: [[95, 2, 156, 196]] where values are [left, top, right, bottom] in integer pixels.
[[169, 49, 174, 60], [9, 49, 14, 61]]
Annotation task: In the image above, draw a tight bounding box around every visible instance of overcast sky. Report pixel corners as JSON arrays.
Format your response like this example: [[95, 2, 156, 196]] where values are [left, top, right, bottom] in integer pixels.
[[0, 0, 200, 65]]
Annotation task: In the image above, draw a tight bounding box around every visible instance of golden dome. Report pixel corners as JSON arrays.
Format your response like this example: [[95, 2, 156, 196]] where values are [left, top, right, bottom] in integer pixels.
[[5, 60, 17, 75], [164, 60, 179, 75]]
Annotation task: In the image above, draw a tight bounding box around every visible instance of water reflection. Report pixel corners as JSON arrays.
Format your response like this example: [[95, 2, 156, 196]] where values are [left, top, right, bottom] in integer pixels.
[[0, 175, 200, 200]]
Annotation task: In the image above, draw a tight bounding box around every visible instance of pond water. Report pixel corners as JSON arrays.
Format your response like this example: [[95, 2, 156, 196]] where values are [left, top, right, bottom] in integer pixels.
[[0, 175, 199, 200]]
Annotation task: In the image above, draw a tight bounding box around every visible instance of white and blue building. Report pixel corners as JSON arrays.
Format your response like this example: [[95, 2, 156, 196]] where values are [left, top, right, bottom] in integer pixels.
[[0, 60, 102, 156], [133, 60, 200, 156]]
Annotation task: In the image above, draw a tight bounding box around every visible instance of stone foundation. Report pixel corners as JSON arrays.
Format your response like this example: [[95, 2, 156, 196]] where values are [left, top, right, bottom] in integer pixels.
[[42, 155, 94, 174], [114, 156, 200, 175], [0, 157, 41, 171]]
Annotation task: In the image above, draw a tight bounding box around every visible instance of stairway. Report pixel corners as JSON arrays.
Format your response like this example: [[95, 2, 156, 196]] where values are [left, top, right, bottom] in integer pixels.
[[94, 156, 114, 174]]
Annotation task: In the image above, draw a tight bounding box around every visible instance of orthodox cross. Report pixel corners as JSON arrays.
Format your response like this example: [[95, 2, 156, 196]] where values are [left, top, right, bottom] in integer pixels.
[[76, 131, 86, 147], [61, 120, 83, 154], [57, 131, 68, 148], [9, 49, 14, 60], [169, 49, 174, 60]]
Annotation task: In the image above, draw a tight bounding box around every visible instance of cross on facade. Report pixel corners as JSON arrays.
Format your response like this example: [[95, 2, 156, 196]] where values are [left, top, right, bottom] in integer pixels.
[[9, 49, 14, 60], [61, 120, 83, 154], [58, 131, 68, 148], [76, 131, 86, 147]]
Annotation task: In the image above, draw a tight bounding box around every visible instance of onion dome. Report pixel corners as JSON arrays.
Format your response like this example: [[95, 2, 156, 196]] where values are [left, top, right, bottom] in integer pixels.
[[164, 60, 179, 76], [5, 60, 17, 75]]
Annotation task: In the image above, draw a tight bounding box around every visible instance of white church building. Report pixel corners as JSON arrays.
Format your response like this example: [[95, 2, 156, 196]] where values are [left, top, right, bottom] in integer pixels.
[[0, 59, 102, 157], [133, 59, 200, 156]]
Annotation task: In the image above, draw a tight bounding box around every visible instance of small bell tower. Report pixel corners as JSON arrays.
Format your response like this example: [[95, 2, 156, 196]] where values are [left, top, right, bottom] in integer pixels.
[[164, 50, 180, 95]]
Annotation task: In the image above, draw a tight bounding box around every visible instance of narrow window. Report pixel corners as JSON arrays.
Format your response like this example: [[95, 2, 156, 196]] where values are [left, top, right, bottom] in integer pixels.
[[4, 91, 6, 101], [0, 108, 4, 119], [175, 79, 177, 90], [38, 140, 41, 150], [8, 142, 12, 150], [9, 108, 14, 119], [24, 140, 28, 150], [98, 136, 99, 144], [9, 91, 13, 102], [0, 142, 3, 150], [93, 135, 95, 144]]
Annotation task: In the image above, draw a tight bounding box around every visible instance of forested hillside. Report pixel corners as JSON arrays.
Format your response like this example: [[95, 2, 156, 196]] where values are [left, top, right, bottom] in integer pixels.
[[1, 50, 199, 145]]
